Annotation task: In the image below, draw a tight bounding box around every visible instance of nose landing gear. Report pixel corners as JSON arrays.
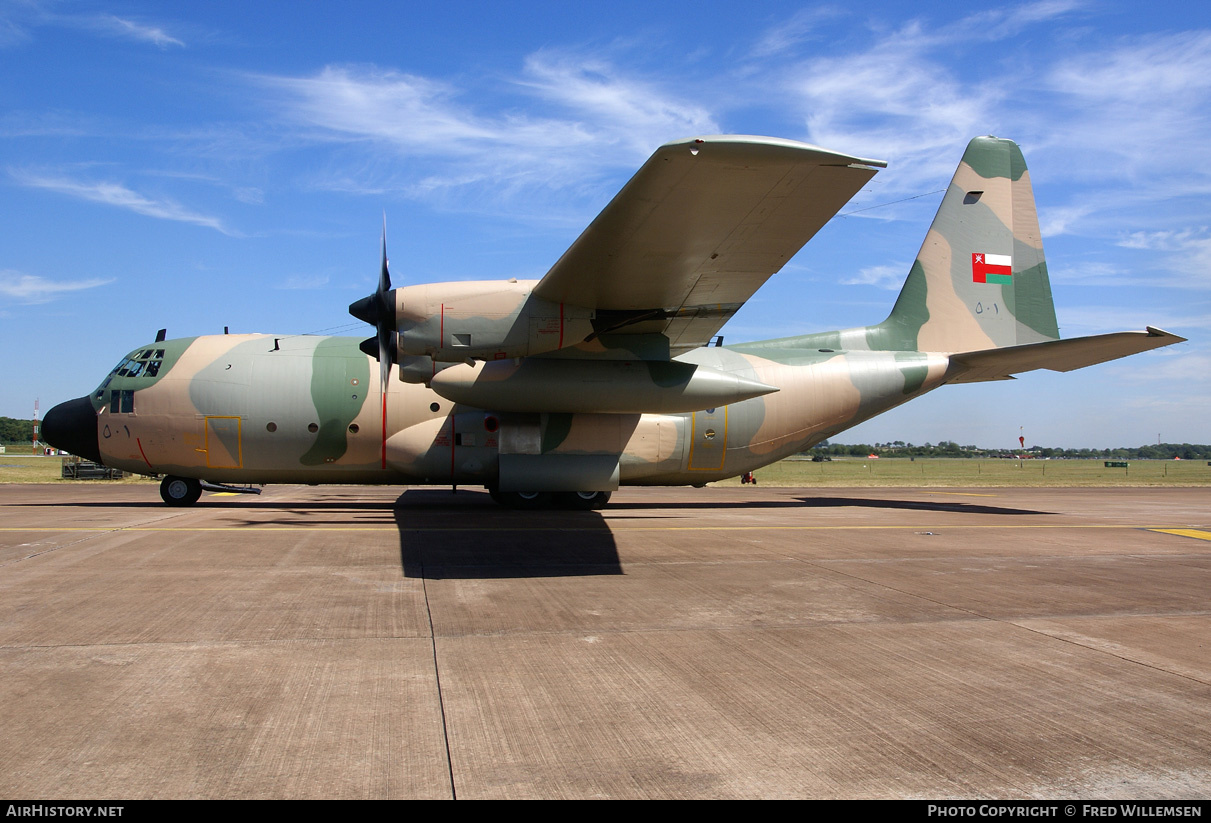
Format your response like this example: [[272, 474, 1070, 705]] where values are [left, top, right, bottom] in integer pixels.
[[160, 476, 202, 506]]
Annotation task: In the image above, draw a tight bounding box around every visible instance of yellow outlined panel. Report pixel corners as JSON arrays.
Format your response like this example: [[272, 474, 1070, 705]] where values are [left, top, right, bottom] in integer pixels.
[[205, 416, 242, 469], [688, 406, 728, 471]]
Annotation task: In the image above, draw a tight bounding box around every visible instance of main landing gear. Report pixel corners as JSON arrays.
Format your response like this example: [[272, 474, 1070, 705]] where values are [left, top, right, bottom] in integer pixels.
[[489, 490, 612, 510], [160, 476, 202, 507]]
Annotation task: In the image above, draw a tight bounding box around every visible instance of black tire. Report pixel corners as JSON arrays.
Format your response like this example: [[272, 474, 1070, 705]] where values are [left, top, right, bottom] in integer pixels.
[[494, 491, 552, 510], [552, 491, 612, 511], [160, 476, 202, 507]]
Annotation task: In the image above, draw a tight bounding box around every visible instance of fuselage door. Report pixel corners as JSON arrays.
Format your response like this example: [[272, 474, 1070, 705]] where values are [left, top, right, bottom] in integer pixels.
[[688, 406, 727, 471]]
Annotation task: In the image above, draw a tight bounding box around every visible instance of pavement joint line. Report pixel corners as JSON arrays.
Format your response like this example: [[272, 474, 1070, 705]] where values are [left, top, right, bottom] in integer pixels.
[[771, 545, 1211, 689], [1001, 618, 1211, 688], [416, 551, 458, 800]]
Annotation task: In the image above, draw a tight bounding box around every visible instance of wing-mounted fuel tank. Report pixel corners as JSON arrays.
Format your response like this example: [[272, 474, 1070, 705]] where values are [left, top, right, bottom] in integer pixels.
[[428, 357, 777, 414], [389, 280, 596, 363]]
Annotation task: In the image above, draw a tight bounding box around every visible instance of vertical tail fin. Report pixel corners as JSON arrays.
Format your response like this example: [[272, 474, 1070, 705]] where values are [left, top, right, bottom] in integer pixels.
[[869, 136, 1060, 353]]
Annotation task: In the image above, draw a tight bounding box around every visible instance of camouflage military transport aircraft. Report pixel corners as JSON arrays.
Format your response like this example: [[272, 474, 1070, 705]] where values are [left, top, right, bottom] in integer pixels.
[[43, 135, 1184, 508]]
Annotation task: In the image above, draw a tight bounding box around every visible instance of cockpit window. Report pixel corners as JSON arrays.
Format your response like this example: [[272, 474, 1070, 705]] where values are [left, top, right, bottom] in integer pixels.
[[95, 348, 165, 405], [120, 360, 146, 378], [109, 390, 134, 414]]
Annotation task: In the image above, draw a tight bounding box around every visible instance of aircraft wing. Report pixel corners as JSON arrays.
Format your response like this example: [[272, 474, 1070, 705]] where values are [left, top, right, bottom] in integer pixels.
[[533, 135, 886, 354], [945, 327, 1187, 383]]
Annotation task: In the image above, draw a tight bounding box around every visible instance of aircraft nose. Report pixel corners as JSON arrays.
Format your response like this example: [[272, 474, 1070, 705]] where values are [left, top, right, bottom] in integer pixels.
[[42, 396, 102, 463]]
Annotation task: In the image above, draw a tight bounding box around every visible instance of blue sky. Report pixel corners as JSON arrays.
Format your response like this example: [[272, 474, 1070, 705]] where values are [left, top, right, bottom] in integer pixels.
[[2, 0, 1208, 449]]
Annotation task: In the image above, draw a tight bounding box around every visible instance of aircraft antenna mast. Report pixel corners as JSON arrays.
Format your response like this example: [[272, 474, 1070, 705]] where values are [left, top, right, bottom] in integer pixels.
[[32, 398, 40, 455]]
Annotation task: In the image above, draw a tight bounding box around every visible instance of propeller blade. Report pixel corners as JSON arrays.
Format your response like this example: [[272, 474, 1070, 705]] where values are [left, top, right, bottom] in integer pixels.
[[378, 326, 394, 390], [350, 216, 399, 387], [379, 217, 391, 295]]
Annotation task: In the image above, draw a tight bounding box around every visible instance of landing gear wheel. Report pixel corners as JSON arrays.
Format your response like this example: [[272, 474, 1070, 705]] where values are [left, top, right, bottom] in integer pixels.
[[160, 476, 202, 507], [553, 491, 612, 511], [493, 491, 552, 510]]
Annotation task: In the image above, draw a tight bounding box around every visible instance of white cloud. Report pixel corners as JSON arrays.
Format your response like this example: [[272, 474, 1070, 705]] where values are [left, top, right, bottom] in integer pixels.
[[1118, 228, 1209, 252], [87, 14, 184, 49], [1041, 31, 1211, 188], [784, 21, 1005, 192], [0, 15, 29, 48], [233, 187, 264, 205], [517, 51, 719, 158], [260, 67, 510, 152], [842, 264, 905, 290], [750, 7, 844, 58], [1055, 304, 1208, 337], [1112, 346, 1211, 386], [261, 56, 719, 164], [1039, 204, 1097, 237], [0, 269, 113, 304], [9, 169, 232, 234], [251, 57, 719, 207], [0, 6, 183, 49], [1113, 227, 1211, 289]]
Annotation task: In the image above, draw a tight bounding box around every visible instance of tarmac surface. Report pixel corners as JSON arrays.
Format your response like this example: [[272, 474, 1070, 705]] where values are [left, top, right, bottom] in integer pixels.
[[1, 483, 1209, 799]]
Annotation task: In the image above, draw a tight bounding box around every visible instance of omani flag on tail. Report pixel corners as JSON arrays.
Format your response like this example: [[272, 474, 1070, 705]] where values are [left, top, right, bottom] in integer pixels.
[[972, 252, 1012, 284]]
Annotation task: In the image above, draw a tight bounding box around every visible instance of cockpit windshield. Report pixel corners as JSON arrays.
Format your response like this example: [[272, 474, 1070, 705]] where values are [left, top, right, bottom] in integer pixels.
[[94, 348, 167, 403]]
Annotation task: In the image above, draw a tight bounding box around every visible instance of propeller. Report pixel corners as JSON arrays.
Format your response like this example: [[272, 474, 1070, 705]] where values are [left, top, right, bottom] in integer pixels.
[[349, 219, 399, 470], [349, 218, 398, 391]]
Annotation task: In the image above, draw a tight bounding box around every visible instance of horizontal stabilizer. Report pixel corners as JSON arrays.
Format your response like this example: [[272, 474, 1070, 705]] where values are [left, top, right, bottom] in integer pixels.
[[946, 327, 1185, 383]]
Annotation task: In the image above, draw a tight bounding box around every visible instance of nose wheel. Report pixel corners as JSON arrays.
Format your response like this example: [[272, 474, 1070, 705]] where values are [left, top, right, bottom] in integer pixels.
[[160, 476, 202, 507]]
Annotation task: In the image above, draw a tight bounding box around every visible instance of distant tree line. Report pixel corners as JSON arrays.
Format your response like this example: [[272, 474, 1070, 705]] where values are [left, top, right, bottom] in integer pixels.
[[0, 416, 36, 444], [813, 440, 1211, 460]]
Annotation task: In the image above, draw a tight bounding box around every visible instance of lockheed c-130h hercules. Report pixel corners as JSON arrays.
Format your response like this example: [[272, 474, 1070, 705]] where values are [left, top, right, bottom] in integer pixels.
[[42, 135, 1183, 509]]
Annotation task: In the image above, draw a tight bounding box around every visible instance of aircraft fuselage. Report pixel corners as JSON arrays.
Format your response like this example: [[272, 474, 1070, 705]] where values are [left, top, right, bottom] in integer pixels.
[[72, 333, 949, 489]]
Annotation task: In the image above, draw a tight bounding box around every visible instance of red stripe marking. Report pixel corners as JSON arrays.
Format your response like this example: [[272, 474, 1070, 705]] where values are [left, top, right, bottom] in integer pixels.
[[136, 437, 154, 471]]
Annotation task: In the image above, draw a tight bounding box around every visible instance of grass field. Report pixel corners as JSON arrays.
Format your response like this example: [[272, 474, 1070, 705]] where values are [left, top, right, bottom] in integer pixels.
[[0, 453, 155, 485], [714, 456, 1211, 487], [2, 452, 1209, 488]]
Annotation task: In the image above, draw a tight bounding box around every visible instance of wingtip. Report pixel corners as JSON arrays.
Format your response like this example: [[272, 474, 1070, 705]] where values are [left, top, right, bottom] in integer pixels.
[[1145, 326, 1188, 343], [661, 134, 888, 168]]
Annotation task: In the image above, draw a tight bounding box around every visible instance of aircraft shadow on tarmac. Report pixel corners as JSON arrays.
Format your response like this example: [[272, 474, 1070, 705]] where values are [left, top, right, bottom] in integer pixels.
[[790, 497, 1054, 516], [392, 489, 623, 580], [22, 488, 1052, 579]]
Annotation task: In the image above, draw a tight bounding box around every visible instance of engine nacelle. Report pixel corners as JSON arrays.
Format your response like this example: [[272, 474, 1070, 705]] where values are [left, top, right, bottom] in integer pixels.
[[396, 354, 457, 385], [392, 280, 595, 362]]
